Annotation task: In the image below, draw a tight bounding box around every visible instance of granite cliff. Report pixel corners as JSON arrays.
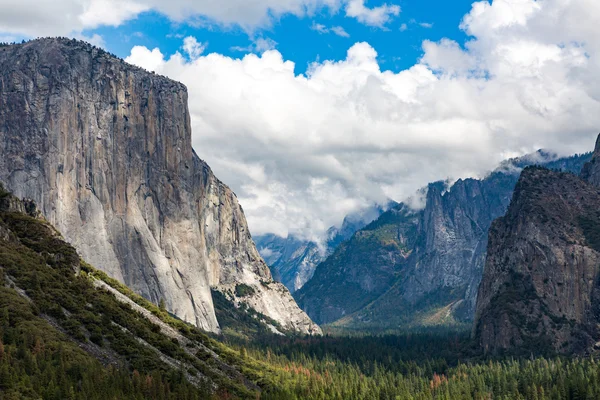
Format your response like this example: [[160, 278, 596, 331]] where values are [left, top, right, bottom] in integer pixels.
[[474, 136, 600, 354], [0, 38, 319, 335], [296, 152, 590, 328]]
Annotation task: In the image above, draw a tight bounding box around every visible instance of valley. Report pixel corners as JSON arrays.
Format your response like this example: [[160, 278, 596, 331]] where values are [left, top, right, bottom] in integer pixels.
[[1, 36, 600, 399]]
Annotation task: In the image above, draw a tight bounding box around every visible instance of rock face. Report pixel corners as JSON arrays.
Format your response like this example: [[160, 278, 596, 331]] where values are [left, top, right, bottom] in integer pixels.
[[255, 234, 323, 293], [295, 204, 420, 324], [297, 152, 591, 328], [0, 38, 320, 335], [474, 164, 600, 354], [255, 205, 388, 293], [581, 135, 600, 186]]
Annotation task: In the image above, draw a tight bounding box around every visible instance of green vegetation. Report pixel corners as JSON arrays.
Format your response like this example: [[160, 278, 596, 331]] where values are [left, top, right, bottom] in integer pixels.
[[0, 212, 215, 398], [235, 284, 256, 298], [212, 289, 284, 340], [225, 331, 600, 400], [3, 187, 600, 399], [0, 183, 9, 199], [0, 198, 268, 398]]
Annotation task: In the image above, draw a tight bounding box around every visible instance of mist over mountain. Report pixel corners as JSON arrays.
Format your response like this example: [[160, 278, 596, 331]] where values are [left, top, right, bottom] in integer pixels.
[[254, 203, 393, 293], [295, 150, 592, 328]]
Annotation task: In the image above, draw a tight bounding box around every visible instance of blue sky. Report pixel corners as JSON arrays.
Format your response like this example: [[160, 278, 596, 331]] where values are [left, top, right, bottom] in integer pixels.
[[87, 0, 474, 74]]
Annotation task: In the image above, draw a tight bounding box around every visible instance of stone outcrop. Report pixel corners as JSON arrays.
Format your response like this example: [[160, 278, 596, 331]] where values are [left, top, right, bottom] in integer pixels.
[[474, 163, 600, 354], [296, 152, 590, 328], [0, 38, 320, 335]]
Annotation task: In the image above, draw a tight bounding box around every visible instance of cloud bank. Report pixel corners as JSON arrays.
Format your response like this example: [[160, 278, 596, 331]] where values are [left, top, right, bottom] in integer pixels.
[[123, 0, 600, 241], [0, 0, 399, 38]]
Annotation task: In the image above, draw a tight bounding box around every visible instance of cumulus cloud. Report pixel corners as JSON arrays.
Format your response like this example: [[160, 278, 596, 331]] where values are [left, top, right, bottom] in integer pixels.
[[345, 0, 400, 27], [182, 36, 207, 59], [0, 0, 399, 39], [123, 0, 600, 241], [0, 0, 148, 37]]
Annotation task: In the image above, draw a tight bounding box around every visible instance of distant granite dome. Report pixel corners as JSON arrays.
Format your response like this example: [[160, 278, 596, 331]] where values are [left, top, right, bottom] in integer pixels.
[[0, 38, 320, 335]]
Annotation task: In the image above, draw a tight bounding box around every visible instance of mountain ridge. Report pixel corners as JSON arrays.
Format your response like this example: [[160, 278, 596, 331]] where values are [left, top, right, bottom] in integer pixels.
[[255, 203, 392, 293], [474, 134, 600, 355], [296, 150, 592, 328]]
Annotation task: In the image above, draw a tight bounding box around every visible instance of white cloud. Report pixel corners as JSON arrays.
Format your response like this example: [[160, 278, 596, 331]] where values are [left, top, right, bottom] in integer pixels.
[[124, 0, 600, 242], [399, 23, 408, 32], [311, 21, 330, 34], [182, 36, 207, 59], [311, 21, 350, 37], [74, 32, 106, 48], [231, 37, 278, 53], [254, 37, 278, 52], [331, 26, 350, 37], [0, 0, 399, 39], [0, 0, 147, 37], [419, 22, 433, 28], [345, 0, 400, 28]]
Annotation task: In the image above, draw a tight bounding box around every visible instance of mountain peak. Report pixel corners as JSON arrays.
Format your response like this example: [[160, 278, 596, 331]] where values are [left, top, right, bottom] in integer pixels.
[[0, 38, 319, 335]]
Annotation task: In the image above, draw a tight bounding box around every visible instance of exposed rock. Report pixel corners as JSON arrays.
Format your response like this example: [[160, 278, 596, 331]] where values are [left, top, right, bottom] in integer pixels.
[[255, 204, 389, 293], [474, 165, 600, 354], [295, 204, 419, 324], [0, 38, 319, 335], [255, 234, 324, 293], [581, 133, 600, 185], [297, 152, 590, 328]]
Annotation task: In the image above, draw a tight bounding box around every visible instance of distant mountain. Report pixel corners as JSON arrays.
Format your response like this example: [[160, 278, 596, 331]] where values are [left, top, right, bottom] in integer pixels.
[[475, 137, 600, 355], [295, 151, 592, 328], [254, 203, 393, 293]]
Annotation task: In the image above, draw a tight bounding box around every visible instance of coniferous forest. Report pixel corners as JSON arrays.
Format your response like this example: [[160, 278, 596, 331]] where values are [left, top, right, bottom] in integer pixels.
[[1, 183, 600, 399], [1, 35, 600, 399]]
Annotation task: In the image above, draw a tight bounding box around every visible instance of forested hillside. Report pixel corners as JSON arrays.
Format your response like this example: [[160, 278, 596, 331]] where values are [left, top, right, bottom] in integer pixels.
[[3, 181, 600, 399]]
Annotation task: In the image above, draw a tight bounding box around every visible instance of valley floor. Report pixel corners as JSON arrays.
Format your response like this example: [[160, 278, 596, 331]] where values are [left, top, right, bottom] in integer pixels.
[[225, 328, 600, 399]]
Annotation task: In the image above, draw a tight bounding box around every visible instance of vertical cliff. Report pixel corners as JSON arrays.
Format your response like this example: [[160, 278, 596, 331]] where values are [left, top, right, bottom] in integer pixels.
[[581, 134, 600, 185], [297, 152, 590, 329], [0, 38, 320, 335], [474, 165, 600, 354]]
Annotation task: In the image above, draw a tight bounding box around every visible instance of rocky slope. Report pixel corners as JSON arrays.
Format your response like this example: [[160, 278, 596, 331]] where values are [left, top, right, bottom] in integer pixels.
[[297, 152, 591, 328], [255, 204, 389, 293], [0, 187, 268, 397], [474, 164, 600, 355], [0, 38, 319, 335]]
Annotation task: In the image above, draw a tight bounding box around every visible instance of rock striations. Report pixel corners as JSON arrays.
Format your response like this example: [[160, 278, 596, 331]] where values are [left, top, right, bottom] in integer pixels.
[[0, 38, 320, 335], [475, 136, 600, 354]]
